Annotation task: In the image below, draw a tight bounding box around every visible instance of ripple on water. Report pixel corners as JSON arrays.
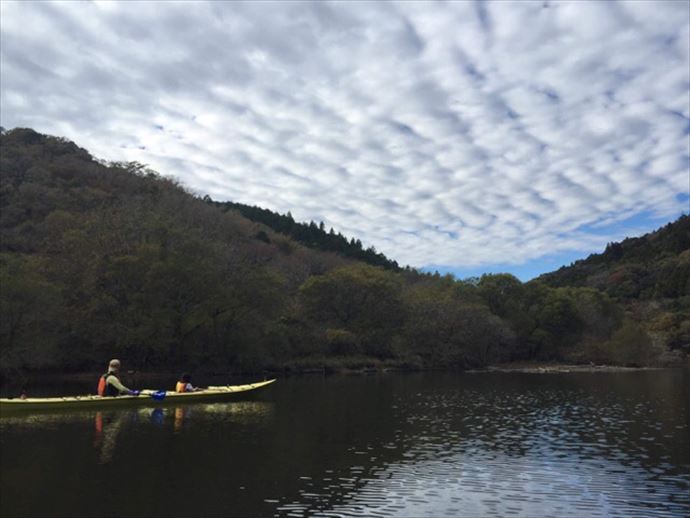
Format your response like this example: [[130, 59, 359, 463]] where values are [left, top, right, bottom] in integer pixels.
[[275, 376, 689, 518]]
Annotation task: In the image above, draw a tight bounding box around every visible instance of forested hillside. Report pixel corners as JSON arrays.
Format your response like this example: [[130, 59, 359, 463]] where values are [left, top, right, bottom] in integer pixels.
[[209, 200, 400, 270], [538, 216, 690, 356], [539, 216, 690, 298], [0, 128, 686, 378]]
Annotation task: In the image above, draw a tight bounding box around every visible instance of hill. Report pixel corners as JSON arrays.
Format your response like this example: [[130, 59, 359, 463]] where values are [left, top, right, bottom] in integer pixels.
[[208, 200, 400, 270], [535, 216, 690, 357], [0, 128, 351, 374], [537, 216, 690, 299], [0, 128, 686, 378]]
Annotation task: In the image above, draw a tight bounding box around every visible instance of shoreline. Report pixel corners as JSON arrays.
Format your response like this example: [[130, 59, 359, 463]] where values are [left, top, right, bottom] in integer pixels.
[[469, 362, 671, 374], [7, 362, 683, 383]]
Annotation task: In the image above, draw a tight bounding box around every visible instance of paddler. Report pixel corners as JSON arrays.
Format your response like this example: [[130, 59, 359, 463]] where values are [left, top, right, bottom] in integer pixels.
[[97, 359, 139, 397], [175, 373, 202, 393]]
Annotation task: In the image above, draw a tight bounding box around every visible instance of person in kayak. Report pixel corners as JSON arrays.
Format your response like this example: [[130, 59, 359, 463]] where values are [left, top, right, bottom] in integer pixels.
[[97, 359, 139, 397], [175, 373, 202, 393]]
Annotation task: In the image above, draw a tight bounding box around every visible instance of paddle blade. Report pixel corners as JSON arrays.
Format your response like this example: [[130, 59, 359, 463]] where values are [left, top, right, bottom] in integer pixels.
[[151, 390, 166, 401]]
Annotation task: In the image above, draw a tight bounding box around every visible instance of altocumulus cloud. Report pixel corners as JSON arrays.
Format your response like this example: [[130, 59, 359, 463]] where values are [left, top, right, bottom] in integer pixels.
[[1, 1, 688, 273]]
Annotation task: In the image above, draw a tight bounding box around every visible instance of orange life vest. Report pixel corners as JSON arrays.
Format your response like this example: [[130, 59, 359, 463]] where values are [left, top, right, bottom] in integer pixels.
[[97, 373, 118, 397], [176, 381, 188, 393]]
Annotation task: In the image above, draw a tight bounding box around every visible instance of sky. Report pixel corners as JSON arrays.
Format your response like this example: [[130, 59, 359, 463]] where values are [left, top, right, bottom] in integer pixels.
[[1, 1, 688, 280]]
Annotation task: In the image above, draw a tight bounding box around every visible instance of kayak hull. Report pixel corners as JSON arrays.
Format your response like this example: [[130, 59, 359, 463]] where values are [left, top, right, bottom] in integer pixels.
[[0, 379, 276, 414]]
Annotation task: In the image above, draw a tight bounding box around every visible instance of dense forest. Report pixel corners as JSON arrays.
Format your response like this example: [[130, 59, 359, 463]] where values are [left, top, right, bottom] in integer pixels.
[[0, 128, 687, 379]]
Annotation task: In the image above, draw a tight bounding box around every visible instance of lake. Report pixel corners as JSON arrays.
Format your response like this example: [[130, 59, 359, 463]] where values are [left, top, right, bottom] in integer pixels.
[[1, 370, 688, 517]]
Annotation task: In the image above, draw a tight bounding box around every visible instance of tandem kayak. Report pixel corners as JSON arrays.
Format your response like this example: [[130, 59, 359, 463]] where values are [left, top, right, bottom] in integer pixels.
[[0, 379, 276, 414]]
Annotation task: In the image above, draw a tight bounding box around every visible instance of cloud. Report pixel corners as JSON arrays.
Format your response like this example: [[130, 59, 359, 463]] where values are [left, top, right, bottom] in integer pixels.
[[1, 0, 688, 270]]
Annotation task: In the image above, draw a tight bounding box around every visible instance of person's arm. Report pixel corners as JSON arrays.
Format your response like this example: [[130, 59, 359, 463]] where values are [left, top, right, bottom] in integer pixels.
[[108, 375, 136, 395], [186, 383, 202, 392]]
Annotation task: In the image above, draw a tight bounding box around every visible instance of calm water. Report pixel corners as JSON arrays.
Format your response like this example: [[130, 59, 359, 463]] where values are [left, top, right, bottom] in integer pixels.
[[1, 371, 688, 517]]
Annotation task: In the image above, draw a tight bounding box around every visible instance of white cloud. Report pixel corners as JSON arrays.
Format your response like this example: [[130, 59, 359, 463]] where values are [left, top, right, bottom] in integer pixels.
[[1, 0, 688, 270]]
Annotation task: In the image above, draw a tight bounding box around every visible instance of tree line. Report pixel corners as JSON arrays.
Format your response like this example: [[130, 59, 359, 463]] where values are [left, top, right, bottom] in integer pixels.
[[208, 199, 400, 270]]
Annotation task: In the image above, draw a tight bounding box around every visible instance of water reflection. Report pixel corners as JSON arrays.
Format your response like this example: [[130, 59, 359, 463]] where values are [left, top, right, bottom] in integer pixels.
[[0, 401, 274, 429], [167, 401, 275, 431], [1, 401, 275, 469], [174, 406, 186, 432], [281, 436, 688, 517], [270, 372, 689, 517], [1, 372, 688, 518], [308, 451, 688, 517], [93, 411, 129, 464]]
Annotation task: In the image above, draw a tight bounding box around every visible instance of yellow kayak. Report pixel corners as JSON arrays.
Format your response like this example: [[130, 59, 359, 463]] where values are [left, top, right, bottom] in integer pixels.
[[0, 379, 276, 414]]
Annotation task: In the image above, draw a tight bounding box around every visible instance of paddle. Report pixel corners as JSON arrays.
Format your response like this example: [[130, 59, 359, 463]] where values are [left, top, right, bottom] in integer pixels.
[[150, 390, 166, 401], [139, 389, 167, 401]]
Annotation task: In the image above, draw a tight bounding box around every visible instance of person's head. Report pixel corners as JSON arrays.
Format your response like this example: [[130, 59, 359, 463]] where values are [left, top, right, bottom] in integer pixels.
[[181, 373, 191, 383], [108, 359, 121, 372]]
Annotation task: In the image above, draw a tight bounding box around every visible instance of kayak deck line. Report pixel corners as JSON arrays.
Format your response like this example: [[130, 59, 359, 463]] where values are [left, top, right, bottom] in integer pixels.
[[0, 379, 277, 414]]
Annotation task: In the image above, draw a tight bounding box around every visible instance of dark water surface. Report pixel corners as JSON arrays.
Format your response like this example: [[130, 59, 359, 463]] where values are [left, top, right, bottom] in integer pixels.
[[1, 371, 688, 517]]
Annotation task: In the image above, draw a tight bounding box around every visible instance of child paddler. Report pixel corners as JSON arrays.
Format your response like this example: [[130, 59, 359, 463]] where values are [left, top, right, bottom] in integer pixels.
[[175, 373, 202, 393]]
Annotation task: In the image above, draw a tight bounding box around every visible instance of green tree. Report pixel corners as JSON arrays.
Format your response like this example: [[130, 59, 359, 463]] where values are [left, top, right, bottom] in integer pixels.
[[298, 264, 404, 357], [0, 254, 63, 372], [604, 320, 654, 366], [477, 273, 524, 318]]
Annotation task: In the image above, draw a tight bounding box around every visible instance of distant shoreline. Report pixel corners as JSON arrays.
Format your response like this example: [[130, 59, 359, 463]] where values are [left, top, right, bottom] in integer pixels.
[[469, 362, 672, 374], [3, 362, 686, 387]]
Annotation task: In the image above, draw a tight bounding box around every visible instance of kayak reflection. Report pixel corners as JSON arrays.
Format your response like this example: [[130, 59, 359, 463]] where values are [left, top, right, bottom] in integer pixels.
[[173, 401, 274, 429], [92, 401, 274, 461], [1, 400, 274, 467], [168, 401, 276, 430], [174, 406, 187, 432], [0, 400, 274, 428]]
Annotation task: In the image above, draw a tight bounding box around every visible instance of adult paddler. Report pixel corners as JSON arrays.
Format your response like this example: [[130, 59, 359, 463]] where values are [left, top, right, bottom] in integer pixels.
[[97, 359, 139, 397]]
